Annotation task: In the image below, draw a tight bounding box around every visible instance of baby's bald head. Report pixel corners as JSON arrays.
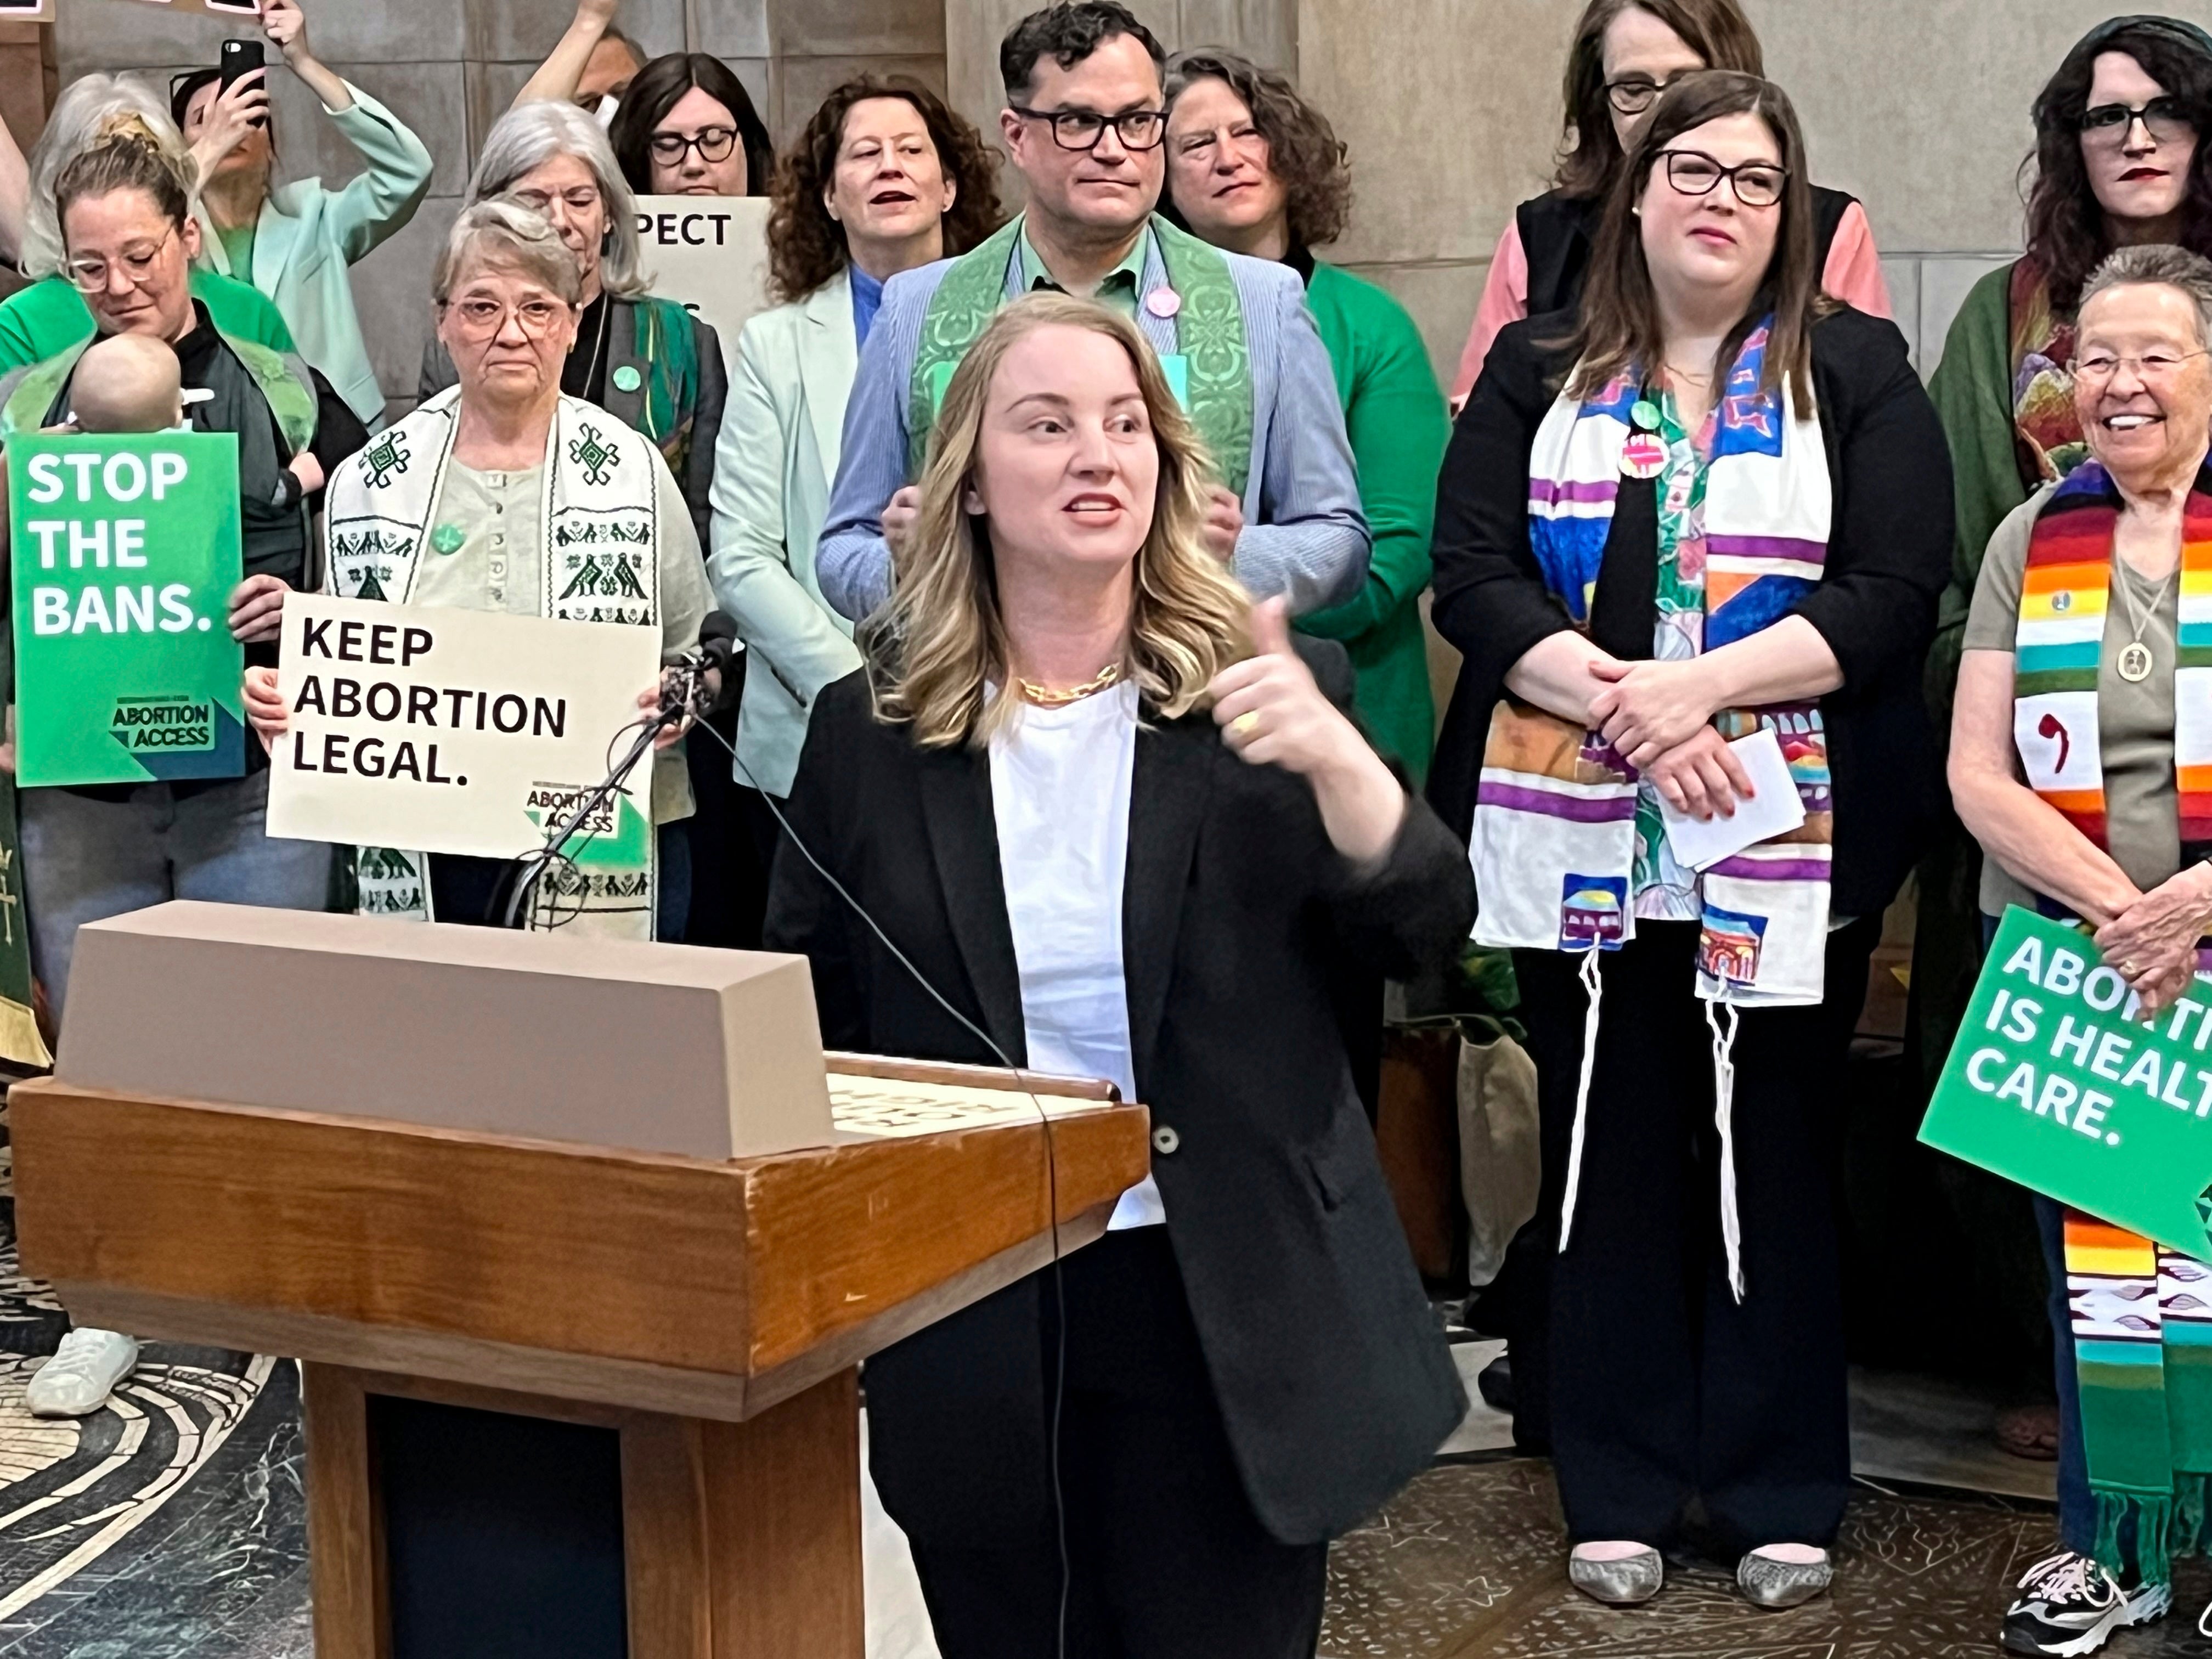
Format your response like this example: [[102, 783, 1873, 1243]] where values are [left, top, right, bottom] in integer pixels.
[[70, 334, 183, 435]]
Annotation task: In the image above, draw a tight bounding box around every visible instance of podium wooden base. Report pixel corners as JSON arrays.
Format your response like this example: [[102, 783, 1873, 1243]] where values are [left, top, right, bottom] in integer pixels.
[[304, 1364, 862, 1659]]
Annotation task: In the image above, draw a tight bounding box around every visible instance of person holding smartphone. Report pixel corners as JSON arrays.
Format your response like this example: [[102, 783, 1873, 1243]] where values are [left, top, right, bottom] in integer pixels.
[[171, 0, 433, 428]]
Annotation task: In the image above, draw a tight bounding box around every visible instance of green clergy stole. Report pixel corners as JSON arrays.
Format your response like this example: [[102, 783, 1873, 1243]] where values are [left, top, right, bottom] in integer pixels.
[[907, 214, 1254, 497]]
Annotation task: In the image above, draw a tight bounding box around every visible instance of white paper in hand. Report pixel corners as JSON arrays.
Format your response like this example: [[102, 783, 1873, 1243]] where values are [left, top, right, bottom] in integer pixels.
[[1657, 726, 1807, 872]]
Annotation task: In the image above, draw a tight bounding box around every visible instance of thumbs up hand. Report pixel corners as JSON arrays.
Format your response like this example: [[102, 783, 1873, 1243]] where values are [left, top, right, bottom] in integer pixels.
[[1207, 597, 1407, 862]]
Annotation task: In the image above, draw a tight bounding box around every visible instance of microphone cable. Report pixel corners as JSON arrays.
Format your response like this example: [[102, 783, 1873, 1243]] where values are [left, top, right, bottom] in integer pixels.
[[686, 707, 1079, 1659]]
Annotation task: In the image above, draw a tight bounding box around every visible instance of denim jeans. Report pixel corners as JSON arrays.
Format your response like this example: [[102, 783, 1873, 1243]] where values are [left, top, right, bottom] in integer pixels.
[[19, 771, 333, 1018], [2035, 1192, 2099, 1556]]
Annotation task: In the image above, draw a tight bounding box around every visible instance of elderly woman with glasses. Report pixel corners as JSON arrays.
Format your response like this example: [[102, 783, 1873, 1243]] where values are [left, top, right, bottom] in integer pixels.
[[1952, 244, 2212, 1658], [250, 201, 712, 941], [420, 100, 725, 552]]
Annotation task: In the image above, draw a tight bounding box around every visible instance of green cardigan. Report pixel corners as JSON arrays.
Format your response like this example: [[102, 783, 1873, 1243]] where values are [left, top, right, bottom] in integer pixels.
[[0, 269, 297, 376], [1925, 260, 2026, 729], [1294, 260, 1448, 783]]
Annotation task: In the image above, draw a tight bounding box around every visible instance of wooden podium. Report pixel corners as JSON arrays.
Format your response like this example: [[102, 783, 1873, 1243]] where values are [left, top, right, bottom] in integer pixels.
[[9, 1053, 1147, 1657]]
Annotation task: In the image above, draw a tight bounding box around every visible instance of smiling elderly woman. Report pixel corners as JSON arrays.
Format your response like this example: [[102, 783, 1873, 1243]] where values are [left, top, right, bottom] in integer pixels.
[[1951, 241, 2212, 1645], [246, 200, 712, 940]]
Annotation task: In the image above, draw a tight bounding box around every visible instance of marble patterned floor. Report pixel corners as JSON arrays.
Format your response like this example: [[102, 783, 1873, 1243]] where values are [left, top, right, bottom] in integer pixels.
[[0, 1205, 2159, 1657]]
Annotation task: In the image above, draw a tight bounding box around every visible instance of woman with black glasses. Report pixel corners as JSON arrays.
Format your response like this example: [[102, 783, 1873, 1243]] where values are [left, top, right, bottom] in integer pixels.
[[1446, 0, 1891, 406], [607, 53, 774, 200]]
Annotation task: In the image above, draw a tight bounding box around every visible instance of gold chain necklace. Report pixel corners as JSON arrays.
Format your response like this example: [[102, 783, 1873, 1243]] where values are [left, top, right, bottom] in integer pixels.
[[1016, 661, 1122, 707]]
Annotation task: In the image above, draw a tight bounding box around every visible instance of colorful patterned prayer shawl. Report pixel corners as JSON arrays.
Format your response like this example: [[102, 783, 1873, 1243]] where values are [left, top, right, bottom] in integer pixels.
[[2014, 465, 2212, 1581], [906, 214, 1253, 496], [321, 388, 664, 940], [1469, 323, 1834, 1299]]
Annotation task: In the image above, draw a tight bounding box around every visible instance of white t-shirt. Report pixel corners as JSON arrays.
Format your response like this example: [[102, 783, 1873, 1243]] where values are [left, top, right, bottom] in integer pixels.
[[989, 682, 1160, 1229]]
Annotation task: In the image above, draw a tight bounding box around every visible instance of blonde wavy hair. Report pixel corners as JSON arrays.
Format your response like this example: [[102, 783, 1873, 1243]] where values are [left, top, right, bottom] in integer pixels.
[[866, 294, 1253, 749]]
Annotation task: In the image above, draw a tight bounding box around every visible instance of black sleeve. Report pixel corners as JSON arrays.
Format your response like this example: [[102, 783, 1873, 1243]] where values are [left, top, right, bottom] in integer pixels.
[[684, 319, 728, 557], [304, 369, 369, 513], [1319, 795, 1476, 981], [1791, 315, 1954, 691], [761, 670, 868, 1051], [1428, 321, 1577, 697]]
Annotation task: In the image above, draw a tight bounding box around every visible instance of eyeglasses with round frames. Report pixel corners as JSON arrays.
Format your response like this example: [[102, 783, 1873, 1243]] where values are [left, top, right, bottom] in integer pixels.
[[443, 296, 570, 341], [648, 126, 740, 165], [1604, 74, 1696, 117], [1656, 148, 1787, 209], [2069, 348, 2210, 386], [63, 224, 178, 295], [2080, 97, 2193, 148], [1010, 105, 1167, 152]]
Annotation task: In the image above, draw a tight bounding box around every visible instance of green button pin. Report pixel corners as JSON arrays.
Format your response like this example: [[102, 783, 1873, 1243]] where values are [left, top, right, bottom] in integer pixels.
[[612, 364, 643, 393], [1630, 398, 1662, 431], [431, 523, 465, 555]]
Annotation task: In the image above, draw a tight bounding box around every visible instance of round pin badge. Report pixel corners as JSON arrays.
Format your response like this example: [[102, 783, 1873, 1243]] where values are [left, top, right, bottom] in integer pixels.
[[1621, 432, 1666, 481], [612, 364, 644, 393], [1144, 287, 1182, 319], [1630, 398, 1662, 432], [431, 524, 465, 555]]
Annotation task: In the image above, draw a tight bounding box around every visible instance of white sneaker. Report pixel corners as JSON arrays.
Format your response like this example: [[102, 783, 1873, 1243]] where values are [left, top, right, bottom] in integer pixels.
[[25, 1329, 138, 1418]]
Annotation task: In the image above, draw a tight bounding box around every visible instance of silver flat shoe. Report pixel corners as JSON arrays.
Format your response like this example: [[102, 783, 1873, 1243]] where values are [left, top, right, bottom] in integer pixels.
[[1737, 1548, 1832, 1610], [1568, 1545, 1664, 1606]]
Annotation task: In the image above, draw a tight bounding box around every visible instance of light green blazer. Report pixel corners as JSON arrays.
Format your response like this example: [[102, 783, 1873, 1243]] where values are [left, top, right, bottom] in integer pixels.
[[707, 270, 867, 799], [196, 82, 433, 428]]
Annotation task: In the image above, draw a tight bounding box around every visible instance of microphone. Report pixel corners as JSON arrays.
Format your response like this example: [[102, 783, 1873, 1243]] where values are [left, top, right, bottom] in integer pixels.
[[658, 612, 742, 724]]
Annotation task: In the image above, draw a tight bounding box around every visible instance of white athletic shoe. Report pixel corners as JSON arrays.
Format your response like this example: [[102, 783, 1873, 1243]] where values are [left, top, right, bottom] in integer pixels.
[[25, 1329, 139, 1418]]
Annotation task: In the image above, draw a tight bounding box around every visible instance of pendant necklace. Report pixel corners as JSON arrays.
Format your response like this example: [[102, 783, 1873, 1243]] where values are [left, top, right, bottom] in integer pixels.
[[2109, 556, 2165, 684]]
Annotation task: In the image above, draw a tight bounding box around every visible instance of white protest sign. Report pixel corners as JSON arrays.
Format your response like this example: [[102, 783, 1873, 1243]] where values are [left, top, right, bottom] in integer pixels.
[[633, 196, 773, 376], [264, 594, 661, 860]]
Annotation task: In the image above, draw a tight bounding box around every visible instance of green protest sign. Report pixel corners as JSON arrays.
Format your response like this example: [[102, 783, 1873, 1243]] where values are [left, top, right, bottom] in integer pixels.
[[1921, 905, 2212, 1257], [8, 432, 245, 787]]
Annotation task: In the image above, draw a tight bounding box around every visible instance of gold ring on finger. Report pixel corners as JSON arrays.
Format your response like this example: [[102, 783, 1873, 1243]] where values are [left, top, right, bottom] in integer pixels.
[[1229, 713, 1261, 740]]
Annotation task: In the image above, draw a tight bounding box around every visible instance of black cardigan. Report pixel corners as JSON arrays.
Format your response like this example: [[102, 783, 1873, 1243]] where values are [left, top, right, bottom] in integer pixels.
[[1427, 305, 1954, 921], [764, 647, 1471, 1547], [1517, 184, 1859, 320]]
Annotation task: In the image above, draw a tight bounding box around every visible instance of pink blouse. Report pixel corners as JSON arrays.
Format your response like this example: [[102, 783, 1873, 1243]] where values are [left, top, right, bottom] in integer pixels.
[[1447, 199, 1894, 407]]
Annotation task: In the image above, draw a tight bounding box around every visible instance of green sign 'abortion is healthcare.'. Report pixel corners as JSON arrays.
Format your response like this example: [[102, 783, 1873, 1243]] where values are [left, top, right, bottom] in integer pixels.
[[1921, 904, 2212, 1259], [9, 431, 245, 787]]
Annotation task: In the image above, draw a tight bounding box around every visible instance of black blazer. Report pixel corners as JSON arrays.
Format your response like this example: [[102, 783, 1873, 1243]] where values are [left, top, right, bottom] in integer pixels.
[[765, 647, 1472, 1547], [1429, 306, 1954, 922], [1517, 184, 1859, 320]]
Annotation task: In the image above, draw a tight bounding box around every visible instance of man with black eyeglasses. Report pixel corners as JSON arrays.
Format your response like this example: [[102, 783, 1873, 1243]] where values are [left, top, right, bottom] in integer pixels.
[[815, 0, 1368, 626]]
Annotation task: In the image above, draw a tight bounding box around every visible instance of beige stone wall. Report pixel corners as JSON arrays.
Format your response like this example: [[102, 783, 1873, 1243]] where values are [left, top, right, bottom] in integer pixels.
[[1302, 0, 2212, 390]]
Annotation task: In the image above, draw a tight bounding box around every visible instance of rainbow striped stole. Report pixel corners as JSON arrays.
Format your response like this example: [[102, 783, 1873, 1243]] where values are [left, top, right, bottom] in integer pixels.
[[2015, 465, 2212, 860]]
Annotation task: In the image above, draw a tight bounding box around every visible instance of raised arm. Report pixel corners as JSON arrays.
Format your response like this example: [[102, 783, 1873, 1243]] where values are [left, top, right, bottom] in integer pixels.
[[514, 0, 622, 110]]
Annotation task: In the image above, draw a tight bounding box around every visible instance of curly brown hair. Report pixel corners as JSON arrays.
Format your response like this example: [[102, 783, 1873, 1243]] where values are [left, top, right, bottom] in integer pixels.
[[767, 77, 1006, 304], [1163, 49, 1351, 250]]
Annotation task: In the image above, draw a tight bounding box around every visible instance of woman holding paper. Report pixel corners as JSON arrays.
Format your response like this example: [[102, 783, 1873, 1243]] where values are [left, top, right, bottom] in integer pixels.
[[247, 202, 711, 941], [766, 292, 1469, 1656], [1427, 72, 1949, 1610], [1951, 243, 2212, 1655]]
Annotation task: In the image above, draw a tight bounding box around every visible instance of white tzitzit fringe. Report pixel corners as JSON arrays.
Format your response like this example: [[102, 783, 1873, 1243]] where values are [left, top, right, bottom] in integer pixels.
[[1706, 998, 1745, 1302], [1557, 949, 1604, 1252]]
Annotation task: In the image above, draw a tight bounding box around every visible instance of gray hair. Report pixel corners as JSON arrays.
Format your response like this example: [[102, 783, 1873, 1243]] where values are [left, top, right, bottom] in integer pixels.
[[22, 75, 191, 279], [2080, 244, 2212, 347], [466, 100, 645, 298], [431, 200, 584, 305]]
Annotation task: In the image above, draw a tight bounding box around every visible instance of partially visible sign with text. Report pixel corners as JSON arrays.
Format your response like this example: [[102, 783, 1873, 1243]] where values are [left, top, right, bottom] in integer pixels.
[[634, 196, 772, 375]]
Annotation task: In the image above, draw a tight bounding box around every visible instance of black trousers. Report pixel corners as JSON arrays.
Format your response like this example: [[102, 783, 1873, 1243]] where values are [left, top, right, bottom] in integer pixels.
[[1510, 918, 1876, 1554], [893, 1229, 1327, 1659]]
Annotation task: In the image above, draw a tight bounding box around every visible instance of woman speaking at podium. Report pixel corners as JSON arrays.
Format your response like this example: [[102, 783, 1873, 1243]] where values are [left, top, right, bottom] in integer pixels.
[[764, 292, 1470, 1658]]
